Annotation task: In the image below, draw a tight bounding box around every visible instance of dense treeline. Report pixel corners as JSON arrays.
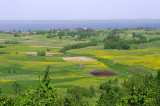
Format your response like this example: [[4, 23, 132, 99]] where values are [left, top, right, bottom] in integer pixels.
[[127, 36, 160, 44], [0, 51, 9, 54], [0, 45, 6, 48], [59, 39, 98, 53], [104, 29, 160, 50], [97, 72, 160, 106], [1, 67, 160, 105], [4, 40, 19, 44], [148, 37, 160, 42], [8, 28, 100, 40], [35, 28, 99, 40], [104, 29, 130, 50], [67, 85, 95, 98]]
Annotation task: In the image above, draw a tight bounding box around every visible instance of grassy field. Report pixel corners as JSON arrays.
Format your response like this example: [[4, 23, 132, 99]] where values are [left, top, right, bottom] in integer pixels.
[[0, 30, 160, 104]]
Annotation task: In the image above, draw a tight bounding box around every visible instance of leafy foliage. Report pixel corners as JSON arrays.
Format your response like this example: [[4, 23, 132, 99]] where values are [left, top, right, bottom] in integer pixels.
[[104, 30, 130, 50], [14, 33, 21, 37], [0, 45, 6, 48], [12, 81, 21, 97], [67, 86, 95, 98], [60, 39, 98, 53], [15, 66, 58, 105], [37, 51, 46, 56], [4, 40, 19, 44], [97, 72, 160, 106], [0, 51, 9, 54]]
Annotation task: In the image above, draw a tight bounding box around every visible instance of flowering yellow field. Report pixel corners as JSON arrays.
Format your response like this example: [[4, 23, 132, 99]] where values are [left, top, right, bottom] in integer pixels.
[[0, 79, 16, 83], [69, 48, 160, 70]]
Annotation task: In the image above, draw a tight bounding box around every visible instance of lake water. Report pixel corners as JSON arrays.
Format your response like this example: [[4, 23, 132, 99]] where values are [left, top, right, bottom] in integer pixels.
[[0, 20, 160, 31]]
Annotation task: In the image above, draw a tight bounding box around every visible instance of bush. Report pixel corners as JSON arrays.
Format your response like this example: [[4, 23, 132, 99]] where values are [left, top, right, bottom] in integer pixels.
[[47, 48, 50, 51], [104, 40, 130, 50], [0, 45, 6, 48], [37, 51, 45, 56], [5, 41, 19, 44], [149, 37, 160, 42], [0, 51, 9, 54], [67, 86, 95, 98], [14, 33, 20, 37], [89, 85, 95, 96], [47, 34, 56, 38]]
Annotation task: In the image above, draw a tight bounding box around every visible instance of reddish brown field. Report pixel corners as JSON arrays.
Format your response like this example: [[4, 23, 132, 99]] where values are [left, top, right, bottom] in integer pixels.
[[88, 70, 118, 77]]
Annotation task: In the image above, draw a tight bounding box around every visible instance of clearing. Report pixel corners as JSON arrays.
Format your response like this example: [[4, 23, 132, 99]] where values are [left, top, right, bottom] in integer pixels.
[[62, 57, 96, 61], [25, 52, 59, 56]]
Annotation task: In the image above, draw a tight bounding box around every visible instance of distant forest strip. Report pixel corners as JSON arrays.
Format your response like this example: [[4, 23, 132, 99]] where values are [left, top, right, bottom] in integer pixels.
[[126, 36, 160, 44], [104, 29, 160, 50], [59, 39, 98, 53]]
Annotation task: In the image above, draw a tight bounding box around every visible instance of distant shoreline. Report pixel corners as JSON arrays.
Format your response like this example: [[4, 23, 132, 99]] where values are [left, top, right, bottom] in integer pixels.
[[0, 20, 160, 31], [0, 19, 160, 22]]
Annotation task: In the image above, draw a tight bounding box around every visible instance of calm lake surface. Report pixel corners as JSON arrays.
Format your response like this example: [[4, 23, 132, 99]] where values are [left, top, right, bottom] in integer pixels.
[[0, 20, 160, 31]]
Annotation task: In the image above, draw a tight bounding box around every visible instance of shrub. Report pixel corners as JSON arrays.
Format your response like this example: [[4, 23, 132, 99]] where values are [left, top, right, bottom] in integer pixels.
[[12, 81, 21, 97], [14, 33, 20, 37], [47, 34, 56, 38], [104, 40, 130, 50], [0, 51, 9, 54], [0, 45, 6, 48], [59, 39, 98, 53], [37, 51, 45, 56], [5, 41, 19, 44], [67, 86, 95, 98], [89, 85, 96, 96], [47, 48, 50, 51]]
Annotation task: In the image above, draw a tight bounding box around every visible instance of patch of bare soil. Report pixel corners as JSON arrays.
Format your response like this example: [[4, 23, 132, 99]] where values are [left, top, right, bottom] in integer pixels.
[[30, 46, 62, 48], [88, 70, 118, 77], [25, 52, 37, 56], [0, 39, 5, 41], [62, 57, 96, 61], [45, 53, 59, 56], [31, 46, 50, 48], [25, 40, 35, 42], [25, 52, 59, 56]]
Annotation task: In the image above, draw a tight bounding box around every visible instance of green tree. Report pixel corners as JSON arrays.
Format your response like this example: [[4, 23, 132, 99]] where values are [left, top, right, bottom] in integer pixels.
[[97, 84, 118, 106], [132, 32, 136, 38], [58, 31, 65, 40], [12, 81, 21, 97], [8, 69, 11, 73], [89, 85, 95, 96], [156, 70, 160, 84], [15, 66, 58, 105], [120, 73, 157, 105], [37, 51, 45, 56], [14, 33, 20, 37], [65, 86, 89, 106], [114, 78, 118, 85]]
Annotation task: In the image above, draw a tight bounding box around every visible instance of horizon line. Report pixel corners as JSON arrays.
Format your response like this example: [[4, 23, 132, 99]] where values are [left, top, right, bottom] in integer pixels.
[[0, 19, 160, 21]]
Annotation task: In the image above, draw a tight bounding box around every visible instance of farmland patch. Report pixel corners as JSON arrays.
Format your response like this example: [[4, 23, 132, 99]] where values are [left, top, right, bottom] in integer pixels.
[[88, 70, 118, 77], [62, 57, 96, 61]]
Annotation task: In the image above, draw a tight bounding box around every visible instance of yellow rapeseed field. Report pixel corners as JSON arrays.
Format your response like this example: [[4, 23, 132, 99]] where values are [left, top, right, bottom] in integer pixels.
[[69, 48, 160, 70], [0, 79, 16, 83]]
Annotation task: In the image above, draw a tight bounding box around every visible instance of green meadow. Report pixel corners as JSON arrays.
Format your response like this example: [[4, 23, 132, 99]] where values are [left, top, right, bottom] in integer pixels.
[[0, 28, 160, 104]]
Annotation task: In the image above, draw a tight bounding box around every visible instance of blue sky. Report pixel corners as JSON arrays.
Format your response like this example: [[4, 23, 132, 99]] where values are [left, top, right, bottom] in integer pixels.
[[0, 0, 159, 20]]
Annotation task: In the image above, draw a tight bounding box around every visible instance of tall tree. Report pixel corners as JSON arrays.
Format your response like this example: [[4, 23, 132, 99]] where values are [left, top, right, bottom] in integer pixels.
[[12, 81, 21, 97]]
